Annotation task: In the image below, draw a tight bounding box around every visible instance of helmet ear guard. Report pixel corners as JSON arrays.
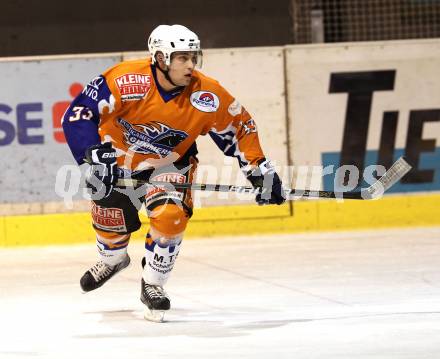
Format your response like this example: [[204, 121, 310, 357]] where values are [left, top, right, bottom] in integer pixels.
[[148, 24, 202, 68]]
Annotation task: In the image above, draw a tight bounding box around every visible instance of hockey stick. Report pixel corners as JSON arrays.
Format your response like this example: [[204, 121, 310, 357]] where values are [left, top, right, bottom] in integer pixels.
[[116, 157, 412, 200]]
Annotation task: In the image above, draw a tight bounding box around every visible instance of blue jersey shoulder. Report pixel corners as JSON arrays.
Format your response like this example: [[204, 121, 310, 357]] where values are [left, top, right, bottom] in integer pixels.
[[62, 75, 114, 164]]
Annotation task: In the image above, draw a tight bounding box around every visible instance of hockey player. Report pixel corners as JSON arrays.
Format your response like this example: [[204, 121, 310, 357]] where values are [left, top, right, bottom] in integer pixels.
[[62, 24, 285, 322]]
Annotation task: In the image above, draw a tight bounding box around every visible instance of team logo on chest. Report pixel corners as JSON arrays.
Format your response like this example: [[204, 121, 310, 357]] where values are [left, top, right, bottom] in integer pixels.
[[190, 91, 220, 113], [118, 118, 189, 156], [115, 73, 151, 102]]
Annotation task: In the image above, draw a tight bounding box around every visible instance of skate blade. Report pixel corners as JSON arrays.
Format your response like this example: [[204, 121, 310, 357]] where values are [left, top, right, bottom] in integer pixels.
[[144, 308, 166, 323]]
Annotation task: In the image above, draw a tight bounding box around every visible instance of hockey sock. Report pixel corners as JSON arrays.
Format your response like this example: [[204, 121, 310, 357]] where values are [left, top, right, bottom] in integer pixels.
[[96, 234, 130, 266], [142, 232, 182, 286]]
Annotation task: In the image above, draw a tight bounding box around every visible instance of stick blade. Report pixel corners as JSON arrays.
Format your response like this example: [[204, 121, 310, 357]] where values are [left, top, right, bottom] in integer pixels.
[[363, 156, 412, 199]]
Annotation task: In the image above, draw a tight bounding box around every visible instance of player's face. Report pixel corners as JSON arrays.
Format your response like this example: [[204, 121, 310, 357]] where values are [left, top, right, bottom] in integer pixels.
[[168, 52, 198, 86]]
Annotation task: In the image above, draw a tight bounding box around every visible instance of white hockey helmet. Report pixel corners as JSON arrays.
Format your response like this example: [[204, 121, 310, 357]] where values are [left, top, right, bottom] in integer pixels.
[[148, 24, 202, 67]]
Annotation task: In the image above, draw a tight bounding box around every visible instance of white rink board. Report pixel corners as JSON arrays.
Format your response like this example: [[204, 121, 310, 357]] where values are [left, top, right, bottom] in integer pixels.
[[285, 40, 440, 191], [3, 40, 440, 208], [1, 48, 287, 208], [194, 47, 288, 207]]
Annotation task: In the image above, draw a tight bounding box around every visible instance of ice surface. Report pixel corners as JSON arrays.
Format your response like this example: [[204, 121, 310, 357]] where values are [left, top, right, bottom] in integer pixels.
[[1, 227, 439, 359]]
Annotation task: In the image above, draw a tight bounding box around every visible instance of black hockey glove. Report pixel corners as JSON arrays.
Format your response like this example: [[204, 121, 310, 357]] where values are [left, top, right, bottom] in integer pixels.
[[84, 142, 117, 198], [246, 159, 286, 205]]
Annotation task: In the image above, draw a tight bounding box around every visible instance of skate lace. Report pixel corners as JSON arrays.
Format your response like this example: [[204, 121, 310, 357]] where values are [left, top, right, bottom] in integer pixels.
[[90, 261, 113, 281], [144, 283, 167, 299]]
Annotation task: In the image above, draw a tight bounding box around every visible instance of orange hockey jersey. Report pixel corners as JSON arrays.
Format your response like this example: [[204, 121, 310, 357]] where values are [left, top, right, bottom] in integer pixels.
[[63, 58, 265, 174]]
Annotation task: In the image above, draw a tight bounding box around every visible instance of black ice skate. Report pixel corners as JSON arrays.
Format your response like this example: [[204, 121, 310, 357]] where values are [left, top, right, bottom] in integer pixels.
[[80, 255, 130, 292], [140, 278, 170, 322]]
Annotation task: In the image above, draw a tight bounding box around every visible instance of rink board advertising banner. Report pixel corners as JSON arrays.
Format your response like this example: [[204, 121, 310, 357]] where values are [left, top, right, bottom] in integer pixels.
[[1, 40, 440, 206], [0, 56, 121, 203], [286, 40, 440, 193], [1, 49, 289, 207]]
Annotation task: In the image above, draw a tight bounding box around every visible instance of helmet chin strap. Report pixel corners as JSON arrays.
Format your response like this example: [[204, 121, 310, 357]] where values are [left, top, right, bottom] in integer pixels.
[[155, 62, 180, 88]]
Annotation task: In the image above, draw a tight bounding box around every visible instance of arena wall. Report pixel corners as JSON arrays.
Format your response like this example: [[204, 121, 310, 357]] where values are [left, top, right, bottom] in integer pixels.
[[1, 39, 439, 246]]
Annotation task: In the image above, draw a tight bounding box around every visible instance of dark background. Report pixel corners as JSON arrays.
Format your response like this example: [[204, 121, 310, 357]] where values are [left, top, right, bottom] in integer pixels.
[[0, 0, 293, 57], [1, 0, 439, 57]]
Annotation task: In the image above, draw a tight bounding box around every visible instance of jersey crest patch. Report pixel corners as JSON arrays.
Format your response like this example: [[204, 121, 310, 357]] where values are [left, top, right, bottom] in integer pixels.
[[190, 91, 220, 113], [118, 118, 188, 156], [115, 73, 151, 101]]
